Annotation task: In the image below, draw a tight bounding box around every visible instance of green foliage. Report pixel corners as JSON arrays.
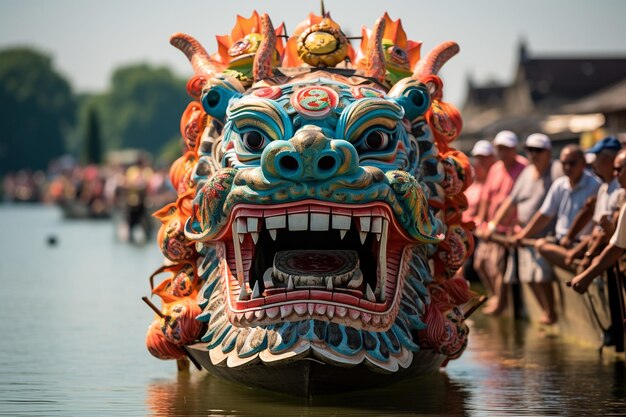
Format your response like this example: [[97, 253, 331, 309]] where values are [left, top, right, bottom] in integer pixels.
[[94, 64, 189, 155], [82, 106, 103, 164], [0, 48, 191, 174], [158, 136, 186, 167], [0, 48, 75, 174]]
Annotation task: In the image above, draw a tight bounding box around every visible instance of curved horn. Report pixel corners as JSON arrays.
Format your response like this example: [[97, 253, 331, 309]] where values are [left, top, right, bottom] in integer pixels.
[[253, 13, 276, 81], [365, 17, 386, 83], [170, 33, 221, 77], [413, 41, 459, 81]]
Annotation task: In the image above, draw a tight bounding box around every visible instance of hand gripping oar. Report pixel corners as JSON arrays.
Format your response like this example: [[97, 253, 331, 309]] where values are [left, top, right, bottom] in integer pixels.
[[489, 232, 537, 248]]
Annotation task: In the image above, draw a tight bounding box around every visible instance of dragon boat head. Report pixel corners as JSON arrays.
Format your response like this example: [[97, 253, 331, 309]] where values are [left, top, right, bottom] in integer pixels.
[[145, 11, 478, 395]]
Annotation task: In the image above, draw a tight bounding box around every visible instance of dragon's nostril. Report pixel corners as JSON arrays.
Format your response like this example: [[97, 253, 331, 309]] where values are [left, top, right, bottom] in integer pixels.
[[279, 155, 299, 172], [318, 155, 336, 172]]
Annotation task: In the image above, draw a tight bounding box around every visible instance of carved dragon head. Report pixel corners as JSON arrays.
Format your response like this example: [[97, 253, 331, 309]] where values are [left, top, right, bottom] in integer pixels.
[[146, 11, 477, 393]]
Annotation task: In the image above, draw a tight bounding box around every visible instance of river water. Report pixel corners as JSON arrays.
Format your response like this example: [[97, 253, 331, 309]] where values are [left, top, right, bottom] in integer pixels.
[[0, 205, 624, 416]]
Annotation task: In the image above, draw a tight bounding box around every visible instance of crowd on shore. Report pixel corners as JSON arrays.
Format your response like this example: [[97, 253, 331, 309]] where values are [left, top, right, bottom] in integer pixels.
[[464, 131, 626, 324], [1, 155, 176, 241], [4, 134, 626, 313]]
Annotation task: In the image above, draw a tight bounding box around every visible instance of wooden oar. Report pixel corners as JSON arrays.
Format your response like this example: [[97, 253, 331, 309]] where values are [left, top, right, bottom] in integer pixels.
[[462, 295, 488, 319], [489, 232, 537, 248], [142, 296, 202, 371]]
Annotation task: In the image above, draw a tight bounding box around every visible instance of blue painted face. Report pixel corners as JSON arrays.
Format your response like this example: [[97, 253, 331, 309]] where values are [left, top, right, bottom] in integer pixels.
[[152, 14, 473, 390]]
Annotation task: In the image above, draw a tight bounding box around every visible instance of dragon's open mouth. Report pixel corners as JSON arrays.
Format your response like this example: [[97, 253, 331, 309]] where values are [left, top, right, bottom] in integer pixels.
[[206, 200, 415, 331]]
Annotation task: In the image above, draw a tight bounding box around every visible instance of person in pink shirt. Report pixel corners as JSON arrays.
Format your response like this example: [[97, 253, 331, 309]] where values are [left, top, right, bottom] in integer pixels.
[[474, 130, 528, 315], [462, 140, 497, 283], [463, 140, 497, 224]]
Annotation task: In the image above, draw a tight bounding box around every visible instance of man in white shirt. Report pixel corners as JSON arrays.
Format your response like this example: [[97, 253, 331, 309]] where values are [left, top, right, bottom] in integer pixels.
[[570, 148, 626, 293]]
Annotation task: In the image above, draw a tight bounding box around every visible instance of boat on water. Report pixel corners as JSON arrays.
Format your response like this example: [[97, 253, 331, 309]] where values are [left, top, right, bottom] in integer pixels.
[[141, 9, 484, 395], [185, 344, 447, 396], [521, 264, 625, 356], [59, 200, 111, 220]]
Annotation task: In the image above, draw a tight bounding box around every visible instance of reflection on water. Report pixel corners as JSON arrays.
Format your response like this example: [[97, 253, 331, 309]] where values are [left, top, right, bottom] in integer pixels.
[[146, 368, 467, 416], [0, 205, 624, 416]]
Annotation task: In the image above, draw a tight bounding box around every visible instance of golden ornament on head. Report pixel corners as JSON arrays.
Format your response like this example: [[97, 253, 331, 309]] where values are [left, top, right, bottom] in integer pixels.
[[296, 18, 348, 67]]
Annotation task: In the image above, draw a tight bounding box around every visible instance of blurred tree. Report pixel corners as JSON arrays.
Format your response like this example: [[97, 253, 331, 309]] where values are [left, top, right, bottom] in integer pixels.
[[82, 105, 103, 164], [0, 48, 75, 174], [90, 64, 189, 155]]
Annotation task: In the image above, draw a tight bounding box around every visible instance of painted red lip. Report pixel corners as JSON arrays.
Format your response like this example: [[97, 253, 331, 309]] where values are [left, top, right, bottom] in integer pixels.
[[204, 199, 416, 331]]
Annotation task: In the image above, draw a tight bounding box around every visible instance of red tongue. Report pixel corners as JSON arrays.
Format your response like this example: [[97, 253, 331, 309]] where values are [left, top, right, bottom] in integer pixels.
[[273, 250, 359, 283]]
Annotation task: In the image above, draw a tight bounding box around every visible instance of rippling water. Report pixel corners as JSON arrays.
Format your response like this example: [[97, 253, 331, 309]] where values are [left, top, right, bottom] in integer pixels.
[[0, 205, 624, 416]]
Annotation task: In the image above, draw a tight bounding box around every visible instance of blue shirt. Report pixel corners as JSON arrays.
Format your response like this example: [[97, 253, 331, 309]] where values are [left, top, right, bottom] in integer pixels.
[[539, 170, 601, 239]]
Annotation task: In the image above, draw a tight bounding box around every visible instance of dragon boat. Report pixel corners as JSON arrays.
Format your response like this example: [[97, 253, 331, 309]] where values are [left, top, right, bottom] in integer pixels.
[[143, 9, 481, 396], [522, 265, 625, 356]]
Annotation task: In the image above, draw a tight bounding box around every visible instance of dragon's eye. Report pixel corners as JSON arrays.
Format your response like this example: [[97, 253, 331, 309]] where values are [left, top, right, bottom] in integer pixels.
[[242, 130, 267, 151], [363, 130, 390, 151]]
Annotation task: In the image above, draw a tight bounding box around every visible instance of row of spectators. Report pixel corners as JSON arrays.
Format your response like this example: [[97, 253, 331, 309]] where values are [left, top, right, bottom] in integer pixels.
[[464, 132, 625, 324], [2, 156, 176, 241]]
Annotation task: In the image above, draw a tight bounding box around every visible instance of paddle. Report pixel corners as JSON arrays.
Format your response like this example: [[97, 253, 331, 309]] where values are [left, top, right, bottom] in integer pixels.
[[142, 296, 202, 370]]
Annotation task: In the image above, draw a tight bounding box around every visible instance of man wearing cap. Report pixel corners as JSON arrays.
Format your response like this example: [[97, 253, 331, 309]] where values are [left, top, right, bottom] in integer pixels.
[[543, 136, 624, 271], [462, 140, 497, 284], [570, 148, 626, 293], [485, 133, 563, 324], [463, 140, 497, 224], [474, 130, 528, 315], [512, 145, 601, 317]]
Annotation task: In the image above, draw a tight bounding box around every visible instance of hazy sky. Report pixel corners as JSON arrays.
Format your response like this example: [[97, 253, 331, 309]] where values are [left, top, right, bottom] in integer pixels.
[[1, 0, 626, 106]]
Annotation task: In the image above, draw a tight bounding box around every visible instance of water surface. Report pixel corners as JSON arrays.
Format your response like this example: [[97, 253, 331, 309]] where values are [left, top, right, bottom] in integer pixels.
[[0, 205, 624, 416]]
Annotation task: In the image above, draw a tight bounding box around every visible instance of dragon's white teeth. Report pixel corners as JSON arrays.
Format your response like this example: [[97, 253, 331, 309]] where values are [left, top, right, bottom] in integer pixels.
[[247, 217, 259, 232], [294, 303, 308, 315], [237, 217, 247, 233], [331, 214, 351, 230], [288, 213, 308, 231], [371, 217, 382, 233], [231, 222, 245, 287], [365, 284, 376, 302], [266, 215, 286, 229], [251, 281, 261, 299], [378, 219, 389, 302], [359, 216, 371, 232], [346, 269, 363, 289], [229, 208, 392, 306], [310, 213, 330, 231], [372, 216, 383, 241], [266, 306, 280, 319], [280, 304, 293, 318], [263, 268, 275, 289], [238, 283, 249, 301]]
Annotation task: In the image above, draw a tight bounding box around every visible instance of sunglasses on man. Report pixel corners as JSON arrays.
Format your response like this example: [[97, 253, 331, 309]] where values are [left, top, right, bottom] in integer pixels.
[[525, 147, 546, 153]]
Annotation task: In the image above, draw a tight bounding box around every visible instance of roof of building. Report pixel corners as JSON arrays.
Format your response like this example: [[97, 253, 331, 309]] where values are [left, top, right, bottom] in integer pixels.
[[461, 42, 626, 138], [563, 77, 626, 113], [522, 56, 626, 105]]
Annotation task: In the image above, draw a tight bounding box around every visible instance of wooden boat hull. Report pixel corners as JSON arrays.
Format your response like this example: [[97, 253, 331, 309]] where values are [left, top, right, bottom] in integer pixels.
[[520, 265, 625, 354], [185, 343, 447, 396]]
